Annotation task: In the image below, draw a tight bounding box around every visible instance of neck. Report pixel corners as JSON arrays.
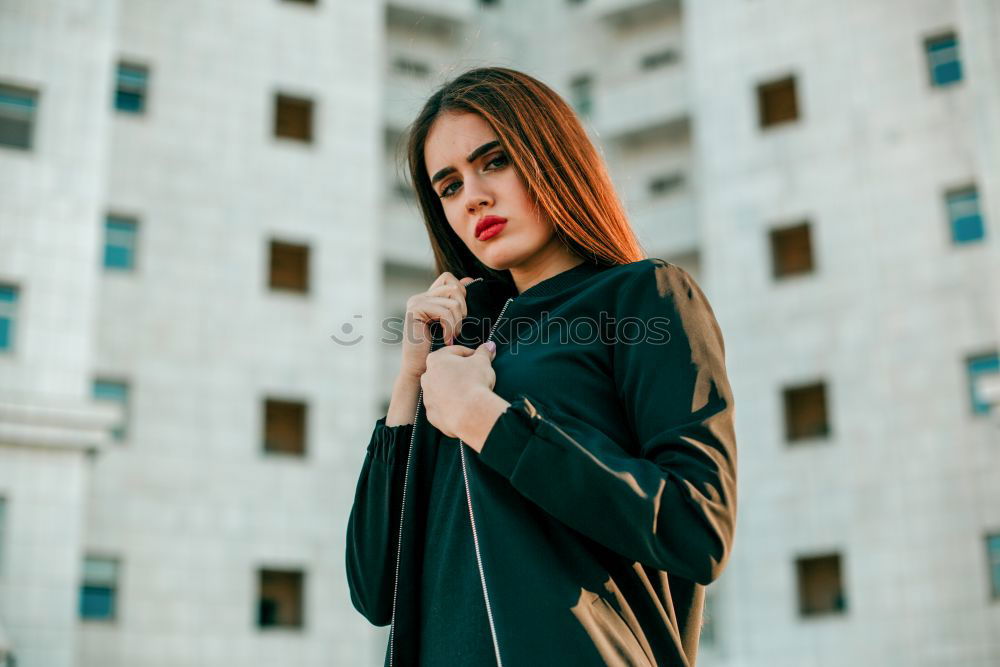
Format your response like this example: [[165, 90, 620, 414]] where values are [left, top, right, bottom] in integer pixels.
[[509, 244, 584, 295]]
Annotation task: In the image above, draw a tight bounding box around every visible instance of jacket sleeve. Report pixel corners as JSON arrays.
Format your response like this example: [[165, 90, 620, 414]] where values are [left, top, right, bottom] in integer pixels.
[[344, 416, 413, 625], [477, 261, 737, 585]]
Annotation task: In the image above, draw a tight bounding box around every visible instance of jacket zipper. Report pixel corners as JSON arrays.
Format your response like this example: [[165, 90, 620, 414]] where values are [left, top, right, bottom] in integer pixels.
[[388, 277, 488, 667], [459, 295, 513, 667]]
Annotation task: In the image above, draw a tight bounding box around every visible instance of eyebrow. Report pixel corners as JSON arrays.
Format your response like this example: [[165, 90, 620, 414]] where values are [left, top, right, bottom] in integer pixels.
[[430, 140, 501, 185]]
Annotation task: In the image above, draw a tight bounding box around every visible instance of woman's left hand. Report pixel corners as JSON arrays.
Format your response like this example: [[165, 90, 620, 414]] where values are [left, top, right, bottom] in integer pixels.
[[421, 341, 499, 442]]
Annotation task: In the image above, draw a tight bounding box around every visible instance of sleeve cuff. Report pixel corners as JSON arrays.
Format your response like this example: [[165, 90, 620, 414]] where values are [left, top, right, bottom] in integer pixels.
[[367, 416, 414, 464], [478, 394, 542, 479]]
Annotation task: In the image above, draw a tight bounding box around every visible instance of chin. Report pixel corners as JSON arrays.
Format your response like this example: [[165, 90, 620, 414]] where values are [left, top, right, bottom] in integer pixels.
[[475, 244, 520, 272]]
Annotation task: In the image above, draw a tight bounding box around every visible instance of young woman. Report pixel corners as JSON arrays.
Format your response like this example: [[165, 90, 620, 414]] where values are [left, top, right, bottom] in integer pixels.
[[346, 67, 737, 667]]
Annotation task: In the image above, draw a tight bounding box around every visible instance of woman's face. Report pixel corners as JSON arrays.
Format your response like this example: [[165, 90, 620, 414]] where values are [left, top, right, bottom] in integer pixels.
[[423, 111, 558, 271]]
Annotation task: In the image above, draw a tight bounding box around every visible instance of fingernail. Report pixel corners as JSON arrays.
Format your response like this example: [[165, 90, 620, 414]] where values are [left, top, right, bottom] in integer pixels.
[[485, 341, 496, 354]]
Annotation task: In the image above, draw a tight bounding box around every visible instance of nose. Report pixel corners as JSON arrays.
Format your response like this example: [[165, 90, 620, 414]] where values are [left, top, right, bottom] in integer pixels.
[[464, 179, 494, 215]]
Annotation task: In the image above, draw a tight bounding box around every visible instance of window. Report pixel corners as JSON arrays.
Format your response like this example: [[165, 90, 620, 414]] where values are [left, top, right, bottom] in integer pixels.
[[987, 533, 1000, 599], [770, 221, 815, 278], [783, 381, 830, 441], [945, 186, 985, 244], [796, 553, 847, 616], [649, 173, 684, 197], [257, 569, 304, 628], [392, 57, 430, 79], [757, 75, 799, 128], [93, 379, 130, 442], [103, 215, 138, 270], [925, 32, 962, 87], [966, 352, 999, 416], [0, 83, 38, 150], [263, 398, 307, 456], [114, 62, 149, 114], [268, 240, 310, 293], [80, 556, 120, 621], [569, 74, 593, 118], [0, 284, 19, 353], [273, 93, 314, 143], [640, 49, 680, 71]]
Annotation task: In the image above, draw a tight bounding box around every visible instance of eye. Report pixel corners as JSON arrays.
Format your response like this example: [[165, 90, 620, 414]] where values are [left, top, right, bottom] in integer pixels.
[[438, 151, 510, 199], [486, 152, 509, 169]]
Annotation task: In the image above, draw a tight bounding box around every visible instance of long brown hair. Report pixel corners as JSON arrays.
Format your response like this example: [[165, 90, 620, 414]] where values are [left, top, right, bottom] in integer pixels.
[[404, 66, 646, 287]]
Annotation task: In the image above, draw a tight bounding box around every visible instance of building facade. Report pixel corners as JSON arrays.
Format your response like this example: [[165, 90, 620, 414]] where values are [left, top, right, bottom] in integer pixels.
[[1, 0, 998, 665], [2, 0, 384, 665]]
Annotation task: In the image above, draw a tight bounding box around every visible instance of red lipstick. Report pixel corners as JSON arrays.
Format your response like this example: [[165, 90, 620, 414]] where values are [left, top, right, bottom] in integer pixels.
[[475, 215, 507, 241]]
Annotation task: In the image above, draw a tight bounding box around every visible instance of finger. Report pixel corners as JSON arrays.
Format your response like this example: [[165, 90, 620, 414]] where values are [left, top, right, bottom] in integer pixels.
[[429, 282, 467, 313], [428, 296, 463, 344], [410, 300, 455, 329], [430, 271, 457, 290], [410, 302, 458, 345]]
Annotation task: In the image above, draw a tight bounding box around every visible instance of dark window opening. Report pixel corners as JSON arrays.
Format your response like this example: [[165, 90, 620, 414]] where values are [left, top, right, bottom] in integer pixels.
[[0, 83, 38, 150], [757, 75, 799, 128], [770, 221, 814, 278], [268, 240, 310, 293], [274, 94, 314, 143], [263, 398, 307, 456], [641, 49, 680, 71], [257, 569, 305, 629], [796, 553, 847, 616], [783, 381, 830, 441]]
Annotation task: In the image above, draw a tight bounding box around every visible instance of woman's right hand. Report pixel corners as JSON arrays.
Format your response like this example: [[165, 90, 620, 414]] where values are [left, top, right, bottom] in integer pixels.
[[399, 272, 475, 381]]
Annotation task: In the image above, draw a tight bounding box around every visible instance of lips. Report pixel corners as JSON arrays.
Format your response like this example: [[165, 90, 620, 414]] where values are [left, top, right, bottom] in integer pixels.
[[475, 215, 508, 240]]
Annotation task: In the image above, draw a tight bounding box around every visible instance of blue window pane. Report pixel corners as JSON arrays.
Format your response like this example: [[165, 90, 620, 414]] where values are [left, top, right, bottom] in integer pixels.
[[93, 380, 127, 402], [93, 380, 129, 440], [104, 245, 133, 269], [115, 64, 147, 113], [952, 215, 984, 243], [115, 90, 144, 113], [0, 89, 36, 112], [80, 586, 115, 619], [926, 35, 963, 86], [116, 67, 147, 88], [933, 61, 963, 85], [947, 188, 985, 244], [989, 535, 1000, 597], [103, 217, 136, 270], [0, 285, 17, 352], [967, 354, 1000, 415]]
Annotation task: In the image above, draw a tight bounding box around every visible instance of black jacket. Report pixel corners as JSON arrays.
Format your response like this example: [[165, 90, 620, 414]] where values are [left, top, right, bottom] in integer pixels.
[[346, 258, 738, 666]]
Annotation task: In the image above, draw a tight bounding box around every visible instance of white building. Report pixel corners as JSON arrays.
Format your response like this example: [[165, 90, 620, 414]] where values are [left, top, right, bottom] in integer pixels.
[[1, 0, 998, 665], [2, 0, 384, 665], [683, 0, 1000, 664]]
